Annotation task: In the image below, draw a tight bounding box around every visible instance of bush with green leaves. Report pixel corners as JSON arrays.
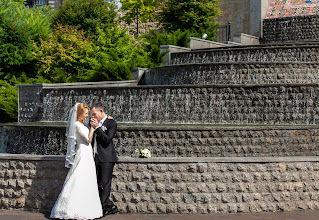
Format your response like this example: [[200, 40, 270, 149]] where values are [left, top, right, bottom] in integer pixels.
[[33, 24, 95, 83], [0, 80, 18, 123], [34, 25, 152, 82], [0, 0, 52, 82], [87, 27, 152, 81], [52, 0, 118, 37]]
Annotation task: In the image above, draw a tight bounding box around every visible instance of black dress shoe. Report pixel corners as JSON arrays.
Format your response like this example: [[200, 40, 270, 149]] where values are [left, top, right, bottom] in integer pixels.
[[104, 205, 118, 216]]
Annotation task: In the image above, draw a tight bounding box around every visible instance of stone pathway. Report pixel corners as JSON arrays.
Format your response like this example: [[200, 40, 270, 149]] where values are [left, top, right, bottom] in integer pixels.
[[1, 210, 319, 220]]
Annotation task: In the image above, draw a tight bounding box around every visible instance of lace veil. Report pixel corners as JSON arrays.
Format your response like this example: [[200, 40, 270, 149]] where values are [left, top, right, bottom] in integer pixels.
[[65, 103, 79, 168]]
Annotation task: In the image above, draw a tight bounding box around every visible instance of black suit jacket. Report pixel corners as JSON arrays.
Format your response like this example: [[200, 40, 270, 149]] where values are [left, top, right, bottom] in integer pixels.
[[94, 118, 118, 163]]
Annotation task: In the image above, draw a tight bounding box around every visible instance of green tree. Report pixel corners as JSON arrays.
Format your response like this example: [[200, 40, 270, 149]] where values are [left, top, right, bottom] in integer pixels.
[[160, 0, 220, 40], [120, 0, 159, 36], [87, 26, 152, 81], [52, 0, 118, 37], [0, 0, 52, 82], [33, 25, 153, 82], [33, 24, 95, 83]]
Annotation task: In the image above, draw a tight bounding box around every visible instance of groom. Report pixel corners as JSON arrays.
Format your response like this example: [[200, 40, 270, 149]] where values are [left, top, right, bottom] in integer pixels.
[[90, 102, 118, 216]]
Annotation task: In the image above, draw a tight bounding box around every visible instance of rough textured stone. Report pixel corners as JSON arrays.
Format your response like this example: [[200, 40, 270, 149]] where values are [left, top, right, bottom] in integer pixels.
[[263, 15, 319, 43], [3, 124, 319, 157], [16, 84, 319, 126], [141, 63, 319, 85], [1, 155, 319, 214]]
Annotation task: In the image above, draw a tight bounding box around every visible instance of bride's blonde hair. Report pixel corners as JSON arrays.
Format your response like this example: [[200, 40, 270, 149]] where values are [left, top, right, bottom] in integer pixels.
[[77, 103, 89, 120]]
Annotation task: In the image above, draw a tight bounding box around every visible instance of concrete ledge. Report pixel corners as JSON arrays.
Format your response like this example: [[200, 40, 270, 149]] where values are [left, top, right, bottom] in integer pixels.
[[17, 80, 138, 89], [189, 37, 228, 49], [18, 81, 319, 90], [1, 154, 319, 163], [233, 33, 260, 45]]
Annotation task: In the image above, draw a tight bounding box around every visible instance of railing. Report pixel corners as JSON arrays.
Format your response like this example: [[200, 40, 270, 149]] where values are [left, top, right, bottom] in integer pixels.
[[34, 0, 48, 6], [216, 22, 231, 42], [25, 0, 49, 7]]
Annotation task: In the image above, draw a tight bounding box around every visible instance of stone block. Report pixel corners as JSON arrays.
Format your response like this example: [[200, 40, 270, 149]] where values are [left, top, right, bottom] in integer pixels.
[[136, 203, 148, 213], [8, 179, 16, 188], [147, 203, 157, 213], [130, 193, 141, 204]]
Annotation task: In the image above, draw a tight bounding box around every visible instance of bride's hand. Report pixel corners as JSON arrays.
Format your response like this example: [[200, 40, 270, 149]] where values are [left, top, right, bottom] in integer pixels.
[[108, 115, 114, 120]]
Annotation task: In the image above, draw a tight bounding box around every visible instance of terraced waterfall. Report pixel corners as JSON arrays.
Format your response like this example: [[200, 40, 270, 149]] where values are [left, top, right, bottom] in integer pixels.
[[1, 15, 319, 213]]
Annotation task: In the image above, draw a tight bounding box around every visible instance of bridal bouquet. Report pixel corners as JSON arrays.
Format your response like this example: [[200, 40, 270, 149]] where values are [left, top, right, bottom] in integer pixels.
[[131, 147, 151, 158]]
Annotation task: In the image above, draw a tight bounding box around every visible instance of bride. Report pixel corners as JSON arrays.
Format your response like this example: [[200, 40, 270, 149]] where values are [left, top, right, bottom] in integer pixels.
[[50, 103, 103, 219]]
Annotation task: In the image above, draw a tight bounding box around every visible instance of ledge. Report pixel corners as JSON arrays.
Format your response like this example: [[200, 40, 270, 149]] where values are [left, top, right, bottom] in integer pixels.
[[155, 61, 319, 67], [16, 81, 319, 90], [17, 80, 138, 89], [181, 42, 319, 52], [3, 122, 319, 130], [1, 154, 319, 163]]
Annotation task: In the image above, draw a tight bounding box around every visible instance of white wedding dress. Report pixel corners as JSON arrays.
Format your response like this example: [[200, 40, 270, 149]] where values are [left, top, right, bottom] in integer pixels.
[[50, 121, 103, 219]]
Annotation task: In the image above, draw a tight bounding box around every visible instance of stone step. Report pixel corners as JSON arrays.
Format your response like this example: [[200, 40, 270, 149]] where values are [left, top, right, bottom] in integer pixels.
[[169, 43, 319, 65], [2, 123, 319, 157], [140, 62, 319, 85], [18, 83, 319, 125]]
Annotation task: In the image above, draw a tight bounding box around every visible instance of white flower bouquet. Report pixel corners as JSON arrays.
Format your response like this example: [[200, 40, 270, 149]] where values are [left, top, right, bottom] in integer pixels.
[[131, 147, 151, 158]]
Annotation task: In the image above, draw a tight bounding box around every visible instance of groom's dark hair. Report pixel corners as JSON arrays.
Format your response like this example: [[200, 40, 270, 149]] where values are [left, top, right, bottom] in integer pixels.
[[91, 102, 105, 111]]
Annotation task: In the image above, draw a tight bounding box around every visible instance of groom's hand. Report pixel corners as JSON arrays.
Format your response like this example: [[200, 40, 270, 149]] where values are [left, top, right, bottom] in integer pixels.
[[90, 118, 99, 129]]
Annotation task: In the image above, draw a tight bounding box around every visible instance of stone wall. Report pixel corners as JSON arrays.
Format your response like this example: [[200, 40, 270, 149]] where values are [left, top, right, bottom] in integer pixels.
[[262, 15, 319, 43], [18, 84, 319, 125], [170, 44, 319, 65], [1, 154, 319, 214], [141, 63, 319, 85], [3, 124, 319, 158], [17, 84, 44, 123]]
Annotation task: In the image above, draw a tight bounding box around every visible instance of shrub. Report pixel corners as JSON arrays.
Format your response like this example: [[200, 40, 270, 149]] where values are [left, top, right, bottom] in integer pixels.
[[0, 80, 18, 123], [34, 25, 153, 82], [33, 24, 95, 83], [0, 0, 52, 81], [87, 27, 152, 81]]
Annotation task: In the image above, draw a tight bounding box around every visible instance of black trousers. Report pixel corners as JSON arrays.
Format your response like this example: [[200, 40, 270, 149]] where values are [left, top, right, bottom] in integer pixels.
[[94, 156, 115, 210]]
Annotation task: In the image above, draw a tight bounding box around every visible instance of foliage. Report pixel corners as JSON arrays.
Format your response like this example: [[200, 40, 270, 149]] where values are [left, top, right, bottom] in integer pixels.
[[86, 27, 152, 81], [33, 25, 152, 82], [120, 0, 159, 35], [33, 24, 95, 83], [52, 0, 118, 36], [0, 80, 18, 123], [0, 0, 52, 82], [160, 0, 220, 40], [141, 29, 192, 66]]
